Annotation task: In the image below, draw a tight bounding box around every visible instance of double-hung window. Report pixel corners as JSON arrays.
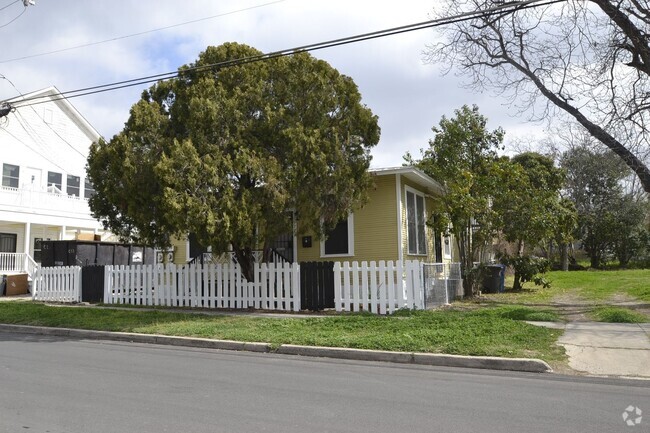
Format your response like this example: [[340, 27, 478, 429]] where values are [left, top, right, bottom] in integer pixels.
[[67, 174, 80, 197], [406, 189, 427, 255], [2, 164, 19, 188], [48, 171, 62, 192], [84, 178, 95, 199]]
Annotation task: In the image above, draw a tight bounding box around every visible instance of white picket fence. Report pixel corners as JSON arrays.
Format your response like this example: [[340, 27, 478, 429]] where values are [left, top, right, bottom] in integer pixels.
[[103, 262, 301, 311], [333, 260, 424, 314], [32, 266, 82, 302]]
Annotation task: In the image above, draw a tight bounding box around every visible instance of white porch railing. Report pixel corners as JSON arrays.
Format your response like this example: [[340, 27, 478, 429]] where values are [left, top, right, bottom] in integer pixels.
[[0, 253, 38, 279], [333, 260, 424, 314], [0, 252, 22, 273], [104, 262, 301, 311], [32, 266, 81, 302], [25, 254, 39, 280]]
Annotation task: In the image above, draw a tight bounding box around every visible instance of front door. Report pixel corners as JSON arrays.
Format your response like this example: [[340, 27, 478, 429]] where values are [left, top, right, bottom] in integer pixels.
[[0, 233, 17, 253], [22, 167, 43, 190]]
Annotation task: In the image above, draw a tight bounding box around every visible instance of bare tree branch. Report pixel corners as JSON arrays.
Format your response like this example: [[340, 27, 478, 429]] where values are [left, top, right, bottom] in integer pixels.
[[427, 0, 650, 192]]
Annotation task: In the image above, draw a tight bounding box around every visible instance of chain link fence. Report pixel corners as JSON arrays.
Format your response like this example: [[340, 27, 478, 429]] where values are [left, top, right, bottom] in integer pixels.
[[422, 262, 463, 308]]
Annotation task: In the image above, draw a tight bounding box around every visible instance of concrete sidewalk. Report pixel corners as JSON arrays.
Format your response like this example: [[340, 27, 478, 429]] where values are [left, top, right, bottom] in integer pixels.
[[530, 321, 650, 378]]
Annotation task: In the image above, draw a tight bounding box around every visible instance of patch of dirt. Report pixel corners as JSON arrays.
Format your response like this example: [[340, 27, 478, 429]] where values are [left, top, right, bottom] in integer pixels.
[[607, 293, 650, 319], [548, 292, 650, 322], [547, 292, 596, 322]]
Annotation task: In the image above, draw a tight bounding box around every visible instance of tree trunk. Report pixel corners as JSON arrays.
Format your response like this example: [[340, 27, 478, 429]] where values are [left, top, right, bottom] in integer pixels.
[[559, 242, 569, 271], [512, 273, 522, 291], [590, 255, 601, 269], [457, 232, 475, 298], [231, 242, 255, 282]]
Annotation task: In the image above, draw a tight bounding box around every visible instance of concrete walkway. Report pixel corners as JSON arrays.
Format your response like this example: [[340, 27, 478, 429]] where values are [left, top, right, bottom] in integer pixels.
[[529, 321, 650, 378]]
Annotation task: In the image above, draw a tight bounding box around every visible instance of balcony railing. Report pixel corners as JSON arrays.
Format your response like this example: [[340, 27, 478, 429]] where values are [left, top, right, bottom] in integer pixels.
[[0, 185, 90, 215]]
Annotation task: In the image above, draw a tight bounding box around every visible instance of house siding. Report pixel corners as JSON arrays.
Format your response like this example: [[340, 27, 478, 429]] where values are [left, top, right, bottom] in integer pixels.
[[170, 235, 189, 264], [296, 175, 399, 263]]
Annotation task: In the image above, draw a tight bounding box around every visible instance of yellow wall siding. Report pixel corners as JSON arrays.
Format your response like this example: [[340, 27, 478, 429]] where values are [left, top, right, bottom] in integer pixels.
[[296, 175, 400, 263], [170, 235, 188, 264]]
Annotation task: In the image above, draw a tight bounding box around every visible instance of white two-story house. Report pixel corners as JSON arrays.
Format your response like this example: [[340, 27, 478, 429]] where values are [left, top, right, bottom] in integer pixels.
[[0, 86, 112, 277]]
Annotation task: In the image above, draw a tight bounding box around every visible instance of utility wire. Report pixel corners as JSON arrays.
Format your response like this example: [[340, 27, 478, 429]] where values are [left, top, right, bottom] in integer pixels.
[[1, 117, 68, 173], [0, 0, 19, 13], [1, 74, 87, 158], [0, 0, 286, 64], [7, 0, 563, 109], [0, 3, 25, 29]]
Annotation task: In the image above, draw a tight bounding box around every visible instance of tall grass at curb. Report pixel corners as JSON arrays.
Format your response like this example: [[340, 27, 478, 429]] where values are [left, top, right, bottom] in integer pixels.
[[0, 303, 566, 363], [590, 307, 648, 323]]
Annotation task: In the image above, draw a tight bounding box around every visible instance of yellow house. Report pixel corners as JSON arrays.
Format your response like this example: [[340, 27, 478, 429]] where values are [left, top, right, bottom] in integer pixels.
[[296, 166, 452, 264], [170, 166, 453, 265]]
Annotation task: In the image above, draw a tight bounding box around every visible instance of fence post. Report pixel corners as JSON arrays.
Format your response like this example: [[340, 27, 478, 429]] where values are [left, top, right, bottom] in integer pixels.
[[416, 261, 424, 309], [31, 266, 39, 300], [292, 263, 300, 312], [76, 266, 82, 302], [333, 262, 342, 312], [378, 261, 387, 315]]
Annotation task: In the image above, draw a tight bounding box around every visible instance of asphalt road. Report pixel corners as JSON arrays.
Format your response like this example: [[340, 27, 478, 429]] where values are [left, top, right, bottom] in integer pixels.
[[0, 332, 648, 433]]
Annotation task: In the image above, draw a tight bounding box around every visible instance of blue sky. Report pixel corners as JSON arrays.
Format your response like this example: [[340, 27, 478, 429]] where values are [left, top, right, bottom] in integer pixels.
[[0, 0, 545, 167]]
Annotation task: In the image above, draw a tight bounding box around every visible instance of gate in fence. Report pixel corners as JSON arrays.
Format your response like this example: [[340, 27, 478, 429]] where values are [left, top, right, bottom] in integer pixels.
[[81, 265, 105, 303], [299, 261, 334, 311], [422, 262, 462, 307]]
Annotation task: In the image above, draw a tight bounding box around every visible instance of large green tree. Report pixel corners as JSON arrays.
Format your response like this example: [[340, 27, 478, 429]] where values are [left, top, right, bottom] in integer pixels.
[[561, 145, 648, 267], [87, 43, 380, 279], [493, 152, 574, 289], [407, 105, 504, 297]]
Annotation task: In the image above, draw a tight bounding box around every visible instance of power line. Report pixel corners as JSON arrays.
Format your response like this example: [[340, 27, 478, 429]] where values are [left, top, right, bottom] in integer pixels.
[[1, 116, 68, 173], [0, 0, 19, 13], [0, 74, 86, 157], [0, 3, 25, 29], [7, 0, 563, 109], [0, 0, 286, 64]]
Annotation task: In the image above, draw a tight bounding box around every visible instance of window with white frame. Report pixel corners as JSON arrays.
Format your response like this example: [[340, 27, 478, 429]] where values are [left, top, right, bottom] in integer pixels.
[[84, 178, 95, 199], [322, 214, 354, 256], [2, 164, 19, 188], [67, 174, 80, 197], [48, 171, 62, 191], [406, 189, 427, 255]]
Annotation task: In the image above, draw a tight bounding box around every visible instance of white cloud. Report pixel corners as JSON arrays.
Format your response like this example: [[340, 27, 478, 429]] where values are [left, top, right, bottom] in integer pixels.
[[0, 0, 544, 166]]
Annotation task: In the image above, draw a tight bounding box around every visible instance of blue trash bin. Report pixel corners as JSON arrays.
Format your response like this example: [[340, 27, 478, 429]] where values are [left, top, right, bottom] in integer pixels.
[[483, 265, 505, 294]]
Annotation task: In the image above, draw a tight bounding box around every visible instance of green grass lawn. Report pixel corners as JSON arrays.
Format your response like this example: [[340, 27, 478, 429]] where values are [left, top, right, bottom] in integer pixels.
[[481, 269, 650, 304], [0, 302, 566, 363], [476, 268, 650, 323], [547, 269, 650, 301]]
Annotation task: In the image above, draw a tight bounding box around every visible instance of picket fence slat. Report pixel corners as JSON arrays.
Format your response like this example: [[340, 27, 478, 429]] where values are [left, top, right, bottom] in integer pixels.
[[100, 262, 300, 312], [332, 260, 424, 315], [32, 266, 82, 303]]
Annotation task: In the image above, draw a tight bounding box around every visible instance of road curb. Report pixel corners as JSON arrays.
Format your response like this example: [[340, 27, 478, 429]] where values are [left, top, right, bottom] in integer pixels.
[[0, 324, 552, 373]]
